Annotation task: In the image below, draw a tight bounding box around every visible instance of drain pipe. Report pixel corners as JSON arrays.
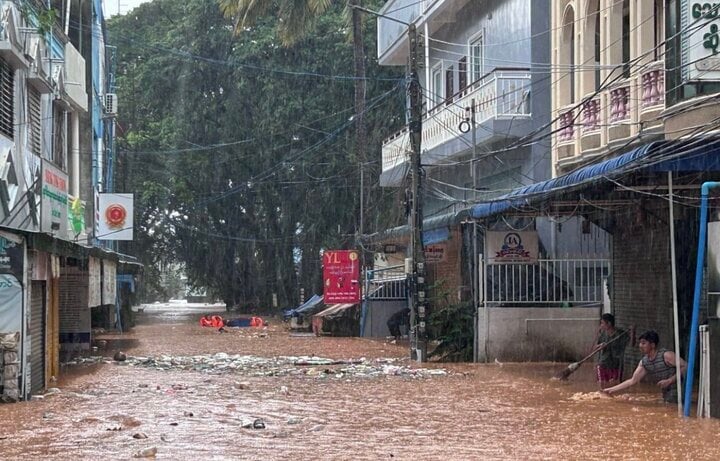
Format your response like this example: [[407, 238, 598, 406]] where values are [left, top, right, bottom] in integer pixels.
[[684, 181, 720, 417]]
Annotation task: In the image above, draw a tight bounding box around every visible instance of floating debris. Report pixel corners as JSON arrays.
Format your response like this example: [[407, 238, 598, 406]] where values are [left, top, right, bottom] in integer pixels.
[[118, 354, 448, 380]]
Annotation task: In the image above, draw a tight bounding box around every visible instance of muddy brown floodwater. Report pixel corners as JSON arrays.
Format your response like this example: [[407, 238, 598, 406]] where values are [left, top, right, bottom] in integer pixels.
[[1, 306, 720, 460]]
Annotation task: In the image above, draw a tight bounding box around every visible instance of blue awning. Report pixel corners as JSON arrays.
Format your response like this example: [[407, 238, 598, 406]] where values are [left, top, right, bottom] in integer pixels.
[[293, 294, 324, 315], [471, 137, 720, 219], [364, 208, 469, 244]]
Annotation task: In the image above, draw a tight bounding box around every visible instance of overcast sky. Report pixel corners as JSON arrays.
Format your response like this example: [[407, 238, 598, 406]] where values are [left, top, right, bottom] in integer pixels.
[[103, 0, 151, 17]]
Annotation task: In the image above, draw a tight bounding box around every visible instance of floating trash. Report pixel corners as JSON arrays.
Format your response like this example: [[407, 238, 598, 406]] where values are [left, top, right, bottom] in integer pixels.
[[118, 354, 448, 380]]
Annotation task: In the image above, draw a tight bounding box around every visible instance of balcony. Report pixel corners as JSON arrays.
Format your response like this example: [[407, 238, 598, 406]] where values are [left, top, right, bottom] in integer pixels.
[[381, 69, 532, 186], [377, 0, 472, 66], [0, 2, 28, 69], [554, 61, 665, 171], [377, 0, 422, 66]]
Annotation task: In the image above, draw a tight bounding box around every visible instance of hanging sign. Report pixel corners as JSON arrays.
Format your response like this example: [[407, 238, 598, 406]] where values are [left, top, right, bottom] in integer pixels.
[[322, 250, 361, 304], [97, 193, 134, 240], [424, 244, 447, 263], [486, 231, 538, 264], [684, 3, 720, 80], [0, 232, 23, 279], [41, 160, 69, 237]]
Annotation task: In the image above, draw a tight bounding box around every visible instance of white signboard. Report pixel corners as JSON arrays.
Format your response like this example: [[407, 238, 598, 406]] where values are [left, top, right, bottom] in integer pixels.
[[424, 244, 447, 263], [40, 160, 68, 237], [684, 2, 720, 81], [102, 260, 117, 306], [486, 231, 539, 264], [88, 257, 101, 307], [97, 193, 134, 240]]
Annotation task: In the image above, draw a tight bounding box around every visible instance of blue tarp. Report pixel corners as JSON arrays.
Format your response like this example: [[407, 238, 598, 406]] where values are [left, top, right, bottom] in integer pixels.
[[471, 143, 657, 219], [284, 294, 325, 319]]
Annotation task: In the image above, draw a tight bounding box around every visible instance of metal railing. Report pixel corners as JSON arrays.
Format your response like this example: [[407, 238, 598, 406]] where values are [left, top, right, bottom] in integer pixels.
[[483, 258, 609, 306], [366, 265, 407, 300], [382, 68, 532, 173]]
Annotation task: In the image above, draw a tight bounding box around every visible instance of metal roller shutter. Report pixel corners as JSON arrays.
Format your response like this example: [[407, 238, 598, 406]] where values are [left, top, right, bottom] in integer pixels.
[[30, 281, 46, 394]]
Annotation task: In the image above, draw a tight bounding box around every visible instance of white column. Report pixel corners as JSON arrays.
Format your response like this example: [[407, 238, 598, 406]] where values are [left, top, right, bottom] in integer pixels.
[[71, 111, 80, 197]]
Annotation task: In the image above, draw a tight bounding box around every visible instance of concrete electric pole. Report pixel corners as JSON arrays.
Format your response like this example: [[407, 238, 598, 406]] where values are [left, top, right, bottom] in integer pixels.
[[407, 24, 427, 362], [351, 5, 426, 361]]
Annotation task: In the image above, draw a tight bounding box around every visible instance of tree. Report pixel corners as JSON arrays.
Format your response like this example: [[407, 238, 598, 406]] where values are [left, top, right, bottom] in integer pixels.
[[109, 0, 403, 310], [220, 0, 369, 231]]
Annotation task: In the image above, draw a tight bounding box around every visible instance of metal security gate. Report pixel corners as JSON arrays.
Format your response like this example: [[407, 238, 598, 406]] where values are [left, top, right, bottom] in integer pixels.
[[29, 281, 46, 394], [360, 265, 408, 337]]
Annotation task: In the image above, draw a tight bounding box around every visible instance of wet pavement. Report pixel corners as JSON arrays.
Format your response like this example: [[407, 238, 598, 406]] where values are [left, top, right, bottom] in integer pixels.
[[1, 304, 720, 460]]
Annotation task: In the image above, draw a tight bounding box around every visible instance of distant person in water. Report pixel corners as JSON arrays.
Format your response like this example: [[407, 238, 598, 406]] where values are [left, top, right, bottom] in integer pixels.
[[387, 307, 410, 340], [603, 330, 686, 403]]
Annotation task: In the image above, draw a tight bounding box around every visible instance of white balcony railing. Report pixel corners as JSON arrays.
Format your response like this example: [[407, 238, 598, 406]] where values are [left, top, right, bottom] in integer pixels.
[[382, 69, 532, 173]]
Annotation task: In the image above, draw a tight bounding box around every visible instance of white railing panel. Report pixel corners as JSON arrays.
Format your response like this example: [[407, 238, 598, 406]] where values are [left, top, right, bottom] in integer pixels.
[[381, 69, 531, 173], [484, 258, 610, 305]]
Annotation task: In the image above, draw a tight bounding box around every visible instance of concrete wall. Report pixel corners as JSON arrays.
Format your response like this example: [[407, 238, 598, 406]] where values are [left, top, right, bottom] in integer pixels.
[[477, 307, 600, 362]]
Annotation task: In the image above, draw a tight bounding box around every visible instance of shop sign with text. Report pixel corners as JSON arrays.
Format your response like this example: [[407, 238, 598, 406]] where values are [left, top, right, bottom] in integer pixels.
[[41, 160, 68, 237], [486, 231, 538, 264], [323, 250, 361, 303], [684, 2, 720, 80]]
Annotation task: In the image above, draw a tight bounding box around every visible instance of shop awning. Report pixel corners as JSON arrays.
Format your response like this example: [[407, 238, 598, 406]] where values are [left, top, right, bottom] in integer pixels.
[[364, 208, 469, 244], [471, 137, 720, 219]]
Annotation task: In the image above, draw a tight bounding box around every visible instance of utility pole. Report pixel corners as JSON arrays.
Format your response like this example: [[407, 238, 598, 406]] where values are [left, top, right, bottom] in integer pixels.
[[408, 24, 427, 362], [350, 4, 425, 361]]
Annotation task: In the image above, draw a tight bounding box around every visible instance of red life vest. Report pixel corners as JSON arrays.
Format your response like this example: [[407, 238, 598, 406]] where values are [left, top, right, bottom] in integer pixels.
[[250, 316, 263, 327], [211, 315, 224, 328], [200, 317, 213, 327]]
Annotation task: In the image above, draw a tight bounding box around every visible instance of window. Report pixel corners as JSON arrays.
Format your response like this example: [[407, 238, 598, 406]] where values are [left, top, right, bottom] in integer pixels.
[[28, 86, 41, 155], [53, 103, 67, 169], [0, 57, 14, 140], [458, 57, 467, 94], [445, 65, 454, 105], [431, 63, 443, 109], [654, 0, 664, 60], [470, 32, 485, 84], [594, 6, 601, 91], [469, 32, 484, 83], [622, 0, 630, 77]]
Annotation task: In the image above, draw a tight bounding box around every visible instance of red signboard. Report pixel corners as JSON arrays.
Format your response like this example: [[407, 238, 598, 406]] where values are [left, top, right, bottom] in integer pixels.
[[322, 250, 361, 304]]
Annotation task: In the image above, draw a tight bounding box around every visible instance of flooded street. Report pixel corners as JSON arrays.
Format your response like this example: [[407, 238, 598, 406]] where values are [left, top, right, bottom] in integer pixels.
[[1, 305, 720, 460]]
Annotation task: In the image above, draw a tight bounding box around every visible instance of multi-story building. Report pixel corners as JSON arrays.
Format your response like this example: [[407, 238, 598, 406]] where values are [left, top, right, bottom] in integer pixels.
[[0, 0, 122, 400], [458, 1, 720, 376], [372, 1, 609, 360]]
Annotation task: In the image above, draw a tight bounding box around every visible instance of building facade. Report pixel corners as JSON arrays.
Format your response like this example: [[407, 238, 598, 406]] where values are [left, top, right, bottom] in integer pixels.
[[460, 1, 720, 370], [374, 0, 609, 359], [0, 0, 121, 400]]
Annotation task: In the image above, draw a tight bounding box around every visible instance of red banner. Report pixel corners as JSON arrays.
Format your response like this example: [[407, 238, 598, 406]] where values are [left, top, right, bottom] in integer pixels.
[[322, 250, 361, 304]]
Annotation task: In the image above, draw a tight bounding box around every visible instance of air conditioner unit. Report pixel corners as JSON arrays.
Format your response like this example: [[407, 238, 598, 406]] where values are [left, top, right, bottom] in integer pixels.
[[104, 93, 118, 116]]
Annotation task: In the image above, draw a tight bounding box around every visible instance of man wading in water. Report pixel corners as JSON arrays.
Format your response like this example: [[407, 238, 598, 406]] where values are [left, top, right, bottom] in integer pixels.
[[603, 330, 686, 403], [591, 314, 629, 389]]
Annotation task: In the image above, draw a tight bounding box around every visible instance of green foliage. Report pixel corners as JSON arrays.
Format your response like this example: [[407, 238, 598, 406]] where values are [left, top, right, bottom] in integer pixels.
[[428, 301, 475, 362], [426, 280, 474, 362], [108, 0, 404, 309]]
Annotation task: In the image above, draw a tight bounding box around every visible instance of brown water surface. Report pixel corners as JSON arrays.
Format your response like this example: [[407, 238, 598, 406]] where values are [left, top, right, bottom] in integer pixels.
[[1, 307, 719, 460]]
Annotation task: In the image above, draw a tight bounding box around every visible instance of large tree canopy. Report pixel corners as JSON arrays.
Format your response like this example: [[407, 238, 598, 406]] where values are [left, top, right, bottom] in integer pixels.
[[108, 0, 405, 309]]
